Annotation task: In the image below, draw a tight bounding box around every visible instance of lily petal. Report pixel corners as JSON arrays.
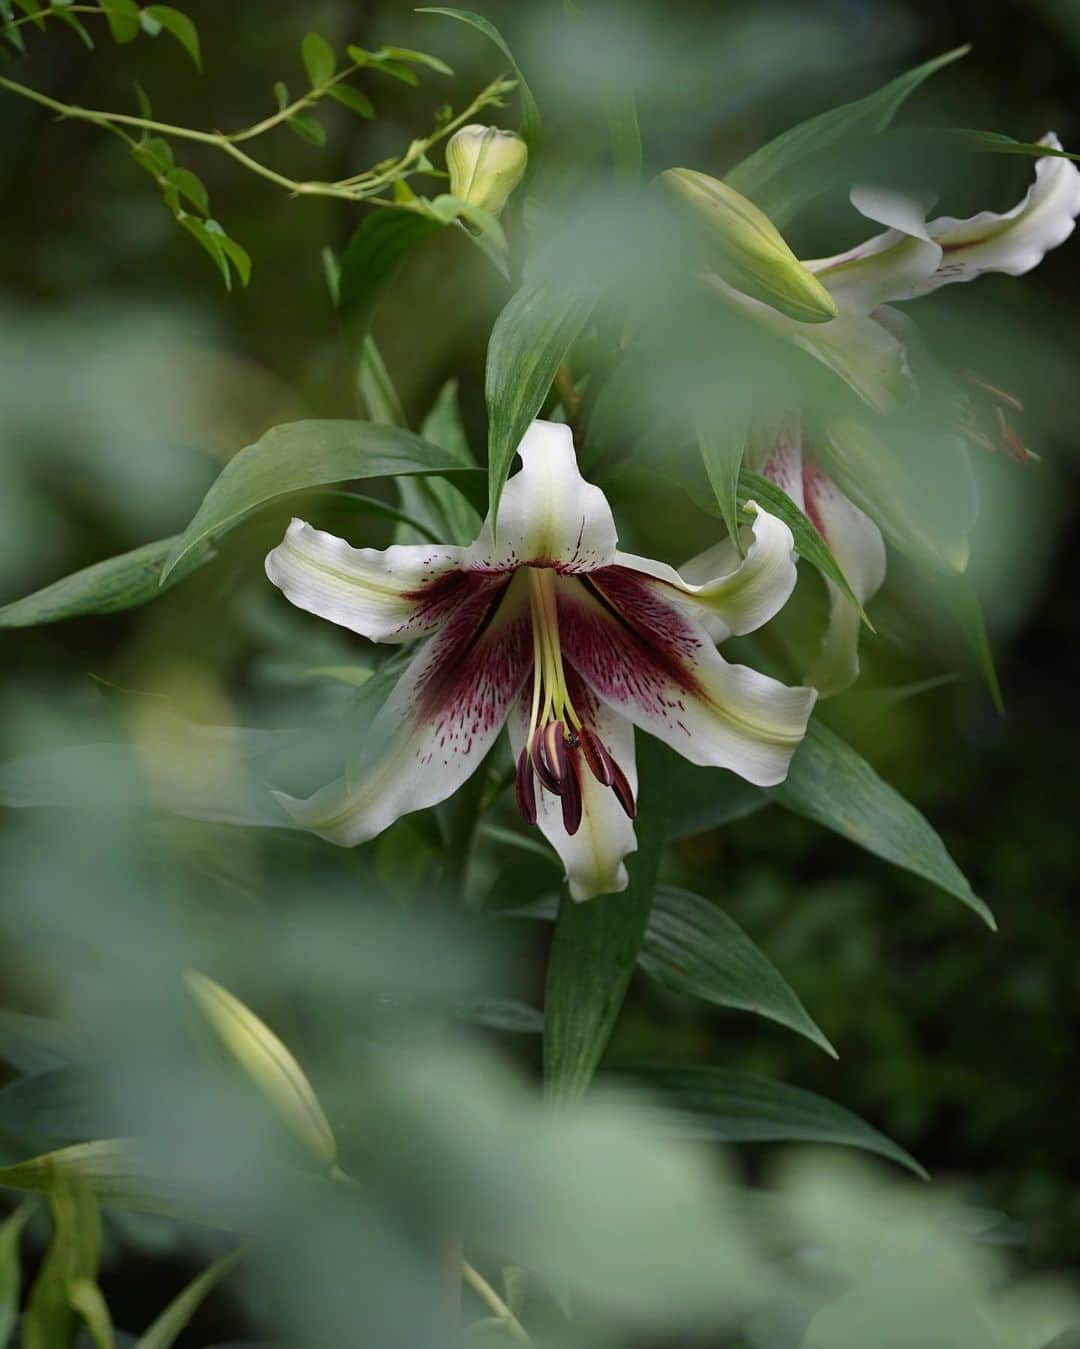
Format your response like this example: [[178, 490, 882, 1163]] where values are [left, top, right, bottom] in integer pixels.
[[509, 677, 638, 902], [275, 573, 531, 843], [266, 519, 468, 643], [466, 420, 619, 572], [612, 503, 798, 643], [557, 572, 816, 787], [801, 458, 886, 696], [841, 133, 1080, 301]]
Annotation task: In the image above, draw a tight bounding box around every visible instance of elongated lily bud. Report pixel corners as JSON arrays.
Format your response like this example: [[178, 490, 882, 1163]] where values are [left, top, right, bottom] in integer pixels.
[[185, 971, 337, 1167], [446, 124, 528, 217], [660, 168, 837, 324]]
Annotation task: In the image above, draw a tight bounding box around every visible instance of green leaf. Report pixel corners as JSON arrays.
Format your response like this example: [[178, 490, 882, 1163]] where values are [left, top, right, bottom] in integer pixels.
[[337, 209, 442, 350], [67, 1277, 114, 1349], [622, 1065, 927, 1178], [325, 82, 374, 118], [205, 221, 252, 287], [543, 736, 670, 1103], [378, 44, 453, 76], [140, 5, 200, 69], [160, 421, 481, 582], [300, 30, 335, 86], [726, 46, 969, 225], [23, 1166, 102, 1349], [0, 1203, 35, 1349], [356, 334, 407, 427], [0, 1011, 74, 1075], [418, 7, 542, 153], [285, 111, 326, 147], [772, 719, 995, 929], [102, 0, 140, 44], [485, 282, 595, 516], [134, 1252, 241, 1349], [451, 998, 544, 1034], [943, 128, 1080, 161], [407, 377, 483, 546], [698, 411, 747, 555], [52, 7, 95, 48], [13, 0, 43, 31], [0, 1141, 194, 1221], [936, 572, 1004, 714], [641, 887, 835, 1056], [168, 166, 208, 215], [737, 469, 868, 624], [0, 535, 211, 629], [178, 214, 231, 288]]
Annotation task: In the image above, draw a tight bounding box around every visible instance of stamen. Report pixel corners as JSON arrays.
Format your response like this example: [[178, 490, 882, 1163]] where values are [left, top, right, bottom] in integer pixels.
[[578, 724, 615, 787], [515, 746, 537, 825], [965, 372, 1024, 413], [609, 758, 637, 820], [543, 720, 568, 788], [560, 758, 583, 835], [531, 732, 562, 795]]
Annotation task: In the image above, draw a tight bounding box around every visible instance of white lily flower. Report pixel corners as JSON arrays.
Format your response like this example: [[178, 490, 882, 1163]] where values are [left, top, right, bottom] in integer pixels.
[[265, 421, 816, 901], [710, 136, 1080, 693], [712, 133, 1080, 413]]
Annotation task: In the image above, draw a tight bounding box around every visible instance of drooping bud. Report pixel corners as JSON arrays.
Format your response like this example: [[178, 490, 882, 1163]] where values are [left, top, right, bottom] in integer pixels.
[[446, 124, 528, 218], [660, 168, 837, 324]]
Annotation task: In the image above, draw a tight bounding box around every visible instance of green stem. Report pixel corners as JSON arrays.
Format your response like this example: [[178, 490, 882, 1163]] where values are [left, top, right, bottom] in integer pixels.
[[462, 1262, 529, 1341]]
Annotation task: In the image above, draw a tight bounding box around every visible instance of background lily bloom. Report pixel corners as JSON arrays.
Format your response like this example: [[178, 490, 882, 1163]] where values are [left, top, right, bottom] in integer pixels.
[[266, 421, 816, 900], [717, 136, 1080, 693]]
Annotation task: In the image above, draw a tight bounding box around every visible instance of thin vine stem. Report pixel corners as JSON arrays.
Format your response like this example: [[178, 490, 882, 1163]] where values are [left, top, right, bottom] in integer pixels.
[[462, 1262, 530, 1341]]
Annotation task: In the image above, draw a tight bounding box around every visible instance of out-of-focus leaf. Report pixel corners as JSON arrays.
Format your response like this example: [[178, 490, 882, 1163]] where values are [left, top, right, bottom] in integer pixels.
[[178, 214, 231, 288], [140, 5, 201, 69], [160, 421, 480, 582], [169, 166, 209, 215], [772, 719, 995, 929], [605, 85, 642, 180], [0, 1012, 74, 1075], [134, 1252, 241, 1349], [0, 1069, 112, 1150], [67, 1278, 114, 1349], [485, 283, 595, 516], [543, 737, 669, 1103], [662, 753, 766, 841], [379, 44, 453, 76], [641, 887, 835, 1056], [52, 7, 94, 49], [0, 535, 211, 629], [623, 1066, 927, 1177], [325, 82, 374, 118], [937, 572, 1004, 714], [397, 379, 483, 547], [738, 469, 867, 622], [418, 7, 541, 152], [944, 128, 1080, 160], [726, 46, 969, 225], [452, 999, 544, 1034], [23, 1165, 102, 1349], [0, 1202, 34, 1349], [337, 209, 442, 350], [300, 31, 335, 86], [356, 334, 407, 426], [186, 972, 338, 1166], [102, 0, 140, 44], [0, 1142, 193, 1220]]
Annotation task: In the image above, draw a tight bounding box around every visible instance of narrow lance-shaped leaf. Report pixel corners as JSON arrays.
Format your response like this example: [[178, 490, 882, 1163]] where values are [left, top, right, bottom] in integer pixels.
[[134, 1251, 242, 1349], [23, 1166, 103, 1349], [0, 1203, 35, 1349], [485, 283, 595, 517], [641, 887, 835, 1056], [698, 409, 748, 555], [418, 7, 542, 153], [543, 737, 670, 1103], [160, 420, 483, 583], [620, 1065, 927, 1178], [726, 46, 970, 225], [771, 718, 995, 929], [337, 209, 443, 351], [0, 535, 212, 630]]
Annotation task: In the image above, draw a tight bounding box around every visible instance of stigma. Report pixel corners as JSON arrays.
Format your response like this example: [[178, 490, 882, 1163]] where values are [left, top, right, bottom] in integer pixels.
[[514, 568, 636, 835]]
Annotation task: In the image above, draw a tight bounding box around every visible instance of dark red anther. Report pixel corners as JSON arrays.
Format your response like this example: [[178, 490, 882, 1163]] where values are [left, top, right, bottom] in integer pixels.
[[543, 720, 569, 788], [531, 729, 562, 794], [515, 746, 537, 825], [609, 757, 637, 821], [578, 724, 615, 787], [966, 372, 1024, 414], [560, 757, 583, 835]]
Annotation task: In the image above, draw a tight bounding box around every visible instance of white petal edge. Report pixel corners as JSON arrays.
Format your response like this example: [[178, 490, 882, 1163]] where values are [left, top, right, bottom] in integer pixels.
[[558, 574, 817, 788], [275, 578, 531, 844], [508, 689, 638, 903], [266, 519, 467, 643], [612, 503, 798, 643], [466, 420, 619, 572]]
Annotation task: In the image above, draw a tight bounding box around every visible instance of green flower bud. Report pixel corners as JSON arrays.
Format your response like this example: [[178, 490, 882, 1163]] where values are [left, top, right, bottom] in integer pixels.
[[186, 971, 337, 1166], [446, 124, 528, 218], [660, 167, 838, 324]]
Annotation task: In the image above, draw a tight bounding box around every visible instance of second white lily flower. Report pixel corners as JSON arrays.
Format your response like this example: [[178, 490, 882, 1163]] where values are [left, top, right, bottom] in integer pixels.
[[266, 421, 815, 901]]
